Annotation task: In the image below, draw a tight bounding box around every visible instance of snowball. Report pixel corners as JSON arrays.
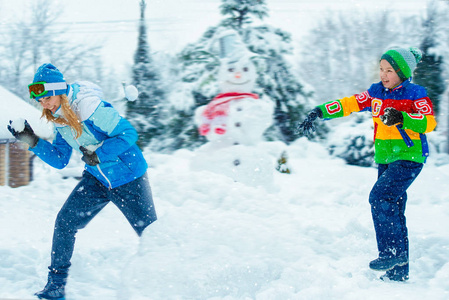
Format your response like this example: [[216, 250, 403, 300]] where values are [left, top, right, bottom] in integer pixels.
[[124, 85, 139, 101], [10, 118, 26, 132]]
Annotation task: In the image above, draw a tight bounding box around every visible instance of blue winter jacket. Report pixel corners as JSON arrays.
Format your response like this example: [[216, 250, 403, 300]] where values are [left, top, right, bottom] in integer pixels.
[[30, 81, 147, 189]]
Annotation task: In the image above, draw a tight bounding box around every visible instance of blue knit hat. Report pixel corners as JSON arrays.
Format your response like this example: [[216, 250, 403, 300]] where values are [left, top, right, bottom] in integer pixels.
[[30, 63, 68, 101]]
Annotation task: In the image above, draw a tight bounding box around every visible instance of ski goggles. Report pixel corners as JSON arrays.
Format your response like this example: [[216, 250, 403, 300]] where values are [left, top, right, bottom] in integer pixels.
[[28, 81, 67, 100]]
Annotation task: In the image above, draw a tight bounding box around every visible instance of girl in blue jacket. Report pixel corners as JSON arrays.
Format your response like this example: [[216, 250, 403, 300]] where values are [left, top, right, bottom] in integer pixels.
[[8, 63, 157, 300]]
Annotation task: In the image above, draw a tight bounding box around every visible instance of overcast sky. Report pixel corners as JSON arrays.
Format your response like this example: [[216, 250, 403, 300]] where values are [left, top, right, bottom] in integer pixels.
[[0, 0, 429, 73]]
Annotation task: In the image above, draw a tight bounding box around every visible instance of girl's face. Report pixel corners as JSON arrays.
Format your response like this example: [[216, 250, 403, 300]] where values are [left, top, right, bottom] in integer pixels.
[[379, 59, 402, 90], [39, 95, 61, 114]]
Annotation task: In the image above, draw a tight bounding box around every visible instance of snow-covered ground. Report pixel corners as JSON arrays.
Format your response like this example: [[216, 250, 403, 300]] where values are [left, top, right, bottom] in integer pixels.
[[1, 139, 448, 300]]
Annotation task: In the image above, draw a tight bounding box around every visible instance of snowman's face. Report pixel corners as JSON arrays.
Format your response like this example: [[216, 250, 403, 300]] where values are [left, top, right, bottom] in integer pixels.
[[218, 56, 256, 93]]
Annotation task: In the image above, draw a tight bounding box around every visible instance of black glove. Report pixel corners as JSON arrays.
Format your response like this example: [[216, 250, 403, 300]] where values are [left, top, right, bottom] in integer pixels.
[[7, 120, 39, 148], [380, 107, 403, 126], [80, 146, 100, 166], [297, 107, 323, 137]]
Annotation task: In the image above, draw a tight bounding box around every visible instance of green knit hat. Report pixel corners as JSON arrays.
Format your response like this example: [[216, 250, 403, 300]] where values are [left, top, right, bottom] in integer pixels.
[[380, 47, 423, 80]]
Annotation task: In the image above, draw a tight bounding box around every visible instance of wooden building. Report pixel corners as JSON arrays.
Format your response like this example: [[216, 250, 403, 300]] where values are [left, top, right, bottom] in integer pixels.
[[0, 139, 32, 187]]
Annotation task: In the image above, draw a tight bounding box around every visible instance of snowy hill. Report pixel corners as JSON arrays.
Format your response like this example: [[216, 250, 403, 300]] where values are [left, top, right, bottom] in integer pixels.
[[1, 139, 448, 299], [0, 85, 54, 139]]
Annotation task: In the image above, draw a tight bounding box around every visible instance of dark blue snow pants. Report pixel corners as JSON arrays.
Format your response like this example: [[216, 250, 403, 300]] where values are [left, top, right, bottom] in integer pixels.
[[49, 171, 157, 274], [369, 160, 423, 277]]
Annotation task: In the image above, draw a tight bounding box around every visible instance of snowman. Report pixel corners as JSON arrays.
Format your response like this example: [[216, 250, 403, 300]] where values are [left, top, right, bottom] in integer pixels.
[[192, 30, 276, 190]]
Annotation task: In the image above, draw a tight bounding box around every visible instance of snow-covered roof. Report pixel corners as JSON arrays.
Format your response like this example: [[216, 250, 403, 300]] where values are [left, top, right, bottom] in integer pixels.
[[0, 85, 54, 140]]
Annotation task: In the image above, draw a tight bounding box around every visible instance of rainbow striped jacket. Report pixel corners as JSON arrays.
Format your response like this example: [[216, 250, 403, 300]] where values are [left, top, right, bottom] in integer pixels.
[[317, 79, 437, 164]]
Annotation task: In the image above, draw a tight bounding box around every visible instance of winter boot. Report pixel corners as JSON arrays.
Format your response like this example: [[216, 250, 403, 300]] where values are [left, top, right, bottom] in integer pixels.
[[380, 271, 409, 282], [34, 272, 67, 299], [369, 252, 408, 271], [380, 264, 409, 282]]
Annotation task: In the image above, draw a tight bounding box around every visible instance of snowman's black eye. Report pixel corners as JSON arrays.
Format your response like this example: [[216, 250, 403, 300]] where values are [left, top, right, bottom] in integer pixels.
[[228, 68, 235, 72], [243, 67, 249, 72]]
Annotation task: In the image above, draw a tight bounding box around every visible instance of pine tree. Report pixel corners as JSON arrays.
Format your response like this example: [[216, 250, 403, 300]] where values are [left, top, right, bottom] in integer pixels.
[[147, 28, 218, 152], [127, 0, 165, 149], [243, 25, 316, 142], [413, 2, 446, 115], [220, 0, 268, 29]]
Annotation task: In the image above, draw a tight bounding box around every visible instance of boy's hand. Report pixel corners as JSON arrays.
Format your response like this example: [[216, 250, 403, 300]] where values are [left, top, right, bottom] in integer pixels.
[[380, 107, 403, 126], [7, 120, 39, 148], [297, 107, 323, 137]]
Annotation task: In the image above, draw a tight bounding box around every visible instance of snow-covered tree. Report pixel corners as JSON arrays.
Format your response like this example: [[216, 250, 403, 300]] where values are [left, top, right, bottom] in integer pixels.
[[2, 20, 30, 97], [423, 0, 449, 154], [147, 28, 218, 152], [127, 0, 166, 149], [0, 0, 110, 100], [220, 0, 268, 29], [299, 10, 423, 103], [414, 1, 447, 116], [244, 25, 317, 142], [327, 113, 375, 167]]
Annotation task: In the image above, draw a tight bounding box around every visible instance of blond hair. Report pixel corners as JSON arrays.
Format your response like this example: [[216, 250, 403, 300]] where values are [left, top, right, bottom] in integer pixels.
[[42, 94, 83, 138]]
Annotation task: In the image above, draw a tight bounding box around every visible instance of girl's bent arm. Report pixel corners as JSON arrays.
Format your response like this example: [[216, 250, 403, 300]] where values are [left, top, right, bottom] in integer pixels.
[[30, 132, 72, 169], [85, 103, 138, 162]]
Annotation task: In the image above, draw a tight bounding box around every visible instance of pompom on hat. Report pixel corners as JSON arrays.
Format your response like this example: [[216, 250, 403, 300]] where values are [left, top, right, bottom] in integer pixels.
[[29, 63, 68, 101], [380, 47, 423, 81]]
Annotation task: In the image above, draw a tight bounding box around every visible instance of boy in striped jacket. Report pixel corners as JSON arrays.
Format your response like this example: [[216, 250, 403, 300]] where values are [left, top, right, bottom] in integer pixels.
[[298, 47, 437, 281]]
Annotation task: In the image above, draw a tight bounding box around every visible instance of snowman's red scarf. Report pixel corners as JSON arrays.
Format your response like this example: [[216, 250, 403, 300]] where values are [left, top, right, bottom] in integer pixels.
[[202, 92, 259, 120]]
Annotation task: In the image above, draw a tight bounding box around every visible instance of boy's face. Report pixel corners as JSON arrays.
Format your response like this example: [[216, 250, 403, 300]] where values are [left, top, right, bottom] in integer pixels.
[[379, 59, 402, 90]]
